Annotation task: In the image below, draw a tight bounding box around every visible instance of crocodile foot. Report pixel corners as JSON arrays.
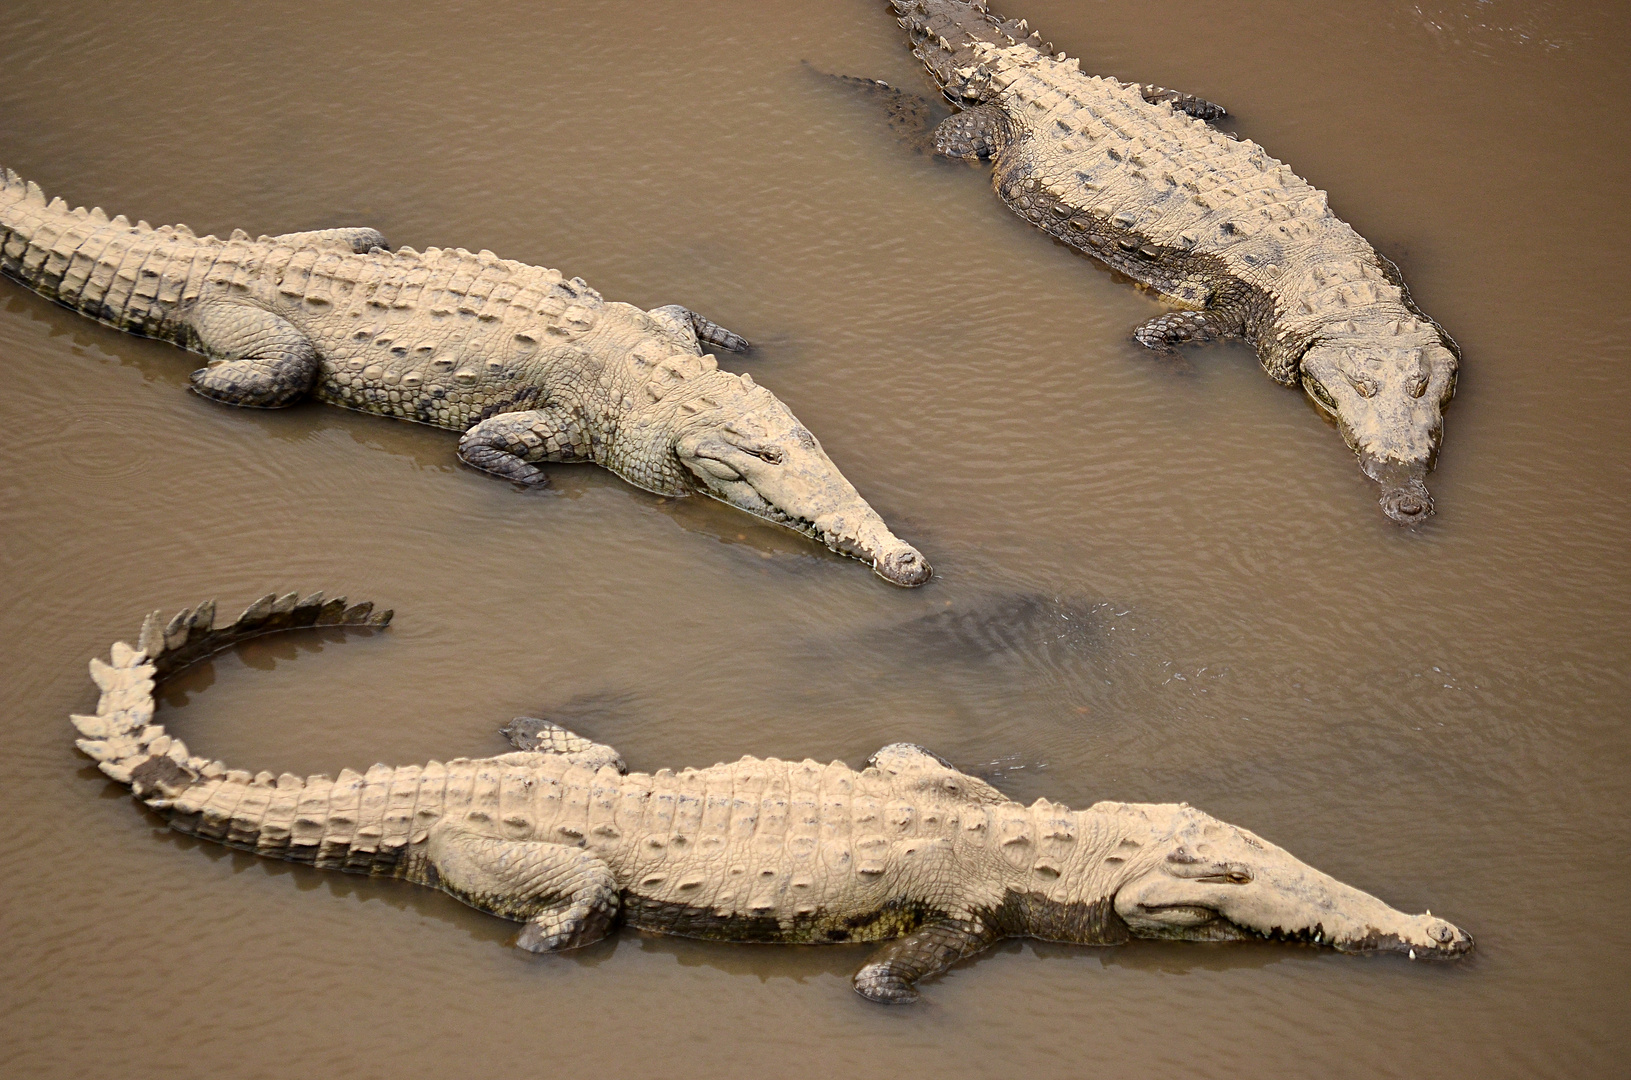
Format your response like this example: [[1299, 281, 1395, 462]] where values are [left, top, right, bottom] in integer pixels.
[[852, 964, 921, 1004], [1139, 84, 1228, 122], [457, 411, 562, 486], [515, 898, 618, 953], [1133, 310, 1220, 352]]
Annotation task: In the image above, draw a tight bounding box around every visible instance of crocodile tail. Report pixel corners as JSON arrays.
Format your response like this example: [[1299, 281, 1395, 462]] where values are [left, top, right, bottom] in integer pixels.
[[0, 165, 221, 340], [68, 592, 423, 875], [889, 0, 1050, 86]]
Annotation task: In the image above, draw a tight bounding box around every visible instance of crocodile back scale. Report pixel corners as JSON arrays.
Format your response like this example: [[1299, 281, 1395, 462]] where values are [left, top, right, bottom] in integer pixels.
[[74, 592, 1472, 1003], [883, 0, 1461, 525], [0, 169, 929, 585]]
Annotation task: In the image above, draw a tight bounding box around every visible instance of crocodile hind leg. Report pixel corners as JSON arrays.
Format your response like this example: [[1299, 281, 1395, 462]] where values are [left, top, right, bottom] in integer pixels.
[[646, 304, 751, 354], [931, 104, 1013, 160], [852, 917, 1001, 1003], [499, 717, 626, 773], [456, 409, 578, 486], [1138, 85, 1227, 121], [426, 821, 622, 952], [186, 300, 319, 408], [271, 227, 390, 254], [867, 742, 956, 771]]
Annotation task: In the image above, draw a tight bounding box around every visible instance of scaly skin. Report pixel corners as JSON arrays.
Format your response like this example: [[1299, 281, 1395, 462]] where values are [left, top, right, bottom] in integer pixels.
[[881, 0, 1461, 524], [0, 168, 929, 585], [75, 592, 1473, 1003]]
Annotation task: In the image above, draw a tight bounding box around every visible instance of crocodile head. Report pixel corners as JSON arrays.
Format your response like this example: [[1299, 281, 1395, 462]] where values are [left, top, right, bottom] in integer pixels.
[[672, 372, 932, 587], [1112, 805, 1472, 959], [1299, 339, 1458, 525]]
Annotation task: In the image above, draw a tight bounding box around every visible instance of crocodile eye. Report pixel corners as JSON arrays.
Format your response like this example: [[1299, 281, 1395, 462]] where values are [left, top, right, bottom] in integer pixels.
[[1408, 372, 1429, 399], [757, 448, 784, 465], [1348, 375, 1379, 399], [1195, 867, 1253, 885]]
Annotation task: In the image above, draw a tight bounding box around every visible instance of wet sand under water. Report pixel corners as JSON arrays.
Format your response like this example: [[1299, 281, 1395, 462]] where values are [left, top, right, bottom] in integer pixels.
[[1, 1, 1627, 1077]]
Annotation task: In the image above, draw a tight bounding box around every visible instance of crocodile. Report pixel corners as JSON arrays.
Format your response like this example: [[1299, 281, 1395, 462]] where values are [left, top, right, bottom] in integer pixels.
[[73, 591, 1473, 1003], [872, 0, 1461, 524], [0, 168, 930, 585]]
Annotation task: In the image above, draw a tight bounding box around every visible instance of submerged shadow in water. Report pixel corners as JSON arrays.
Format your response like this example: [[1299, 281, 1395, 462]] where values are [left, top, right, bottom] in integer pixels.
[[876, 592, 1109, 664], [820, 590, 1136, 704]]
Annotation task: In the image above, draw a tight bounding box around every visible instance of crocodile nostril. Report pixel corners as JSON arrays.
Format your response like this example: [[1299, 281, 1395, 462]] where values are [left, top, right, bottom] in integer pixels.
[[1380, 485, 1433, 523], [877, 549, 932, 586]]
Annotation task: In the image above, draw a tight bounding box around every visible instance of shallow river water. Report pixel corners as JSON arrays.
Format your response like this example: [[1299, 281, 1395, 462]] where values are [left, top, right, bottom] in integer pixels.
[[2, 1, 1627, 1077]]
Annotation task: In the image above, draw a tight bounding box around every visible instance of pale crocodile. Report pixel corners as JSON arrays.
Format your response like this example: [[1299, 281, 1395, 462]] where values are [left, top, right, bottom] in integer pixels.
[[875, 0, 1461, 524], [74, 592, 1473, 1003], [0, 168, 929, 585]]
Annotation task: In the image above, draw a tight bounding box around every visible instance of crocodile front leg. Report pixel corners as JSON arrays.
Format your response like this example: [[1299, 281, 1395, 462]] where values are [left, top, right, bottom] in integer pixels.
[[1133, 309, 1231, 351], [646, 304, 751, 353], [425, 821, 621, 952], [1138, 84, 1227, 121], [187, 300, 319, 408], [456, 409, 576, 486], [931, 104, 1012, 161], [1133, 281, 1255, 353], [852, 916, 1001, 1003], [270, 227, 390, 254]]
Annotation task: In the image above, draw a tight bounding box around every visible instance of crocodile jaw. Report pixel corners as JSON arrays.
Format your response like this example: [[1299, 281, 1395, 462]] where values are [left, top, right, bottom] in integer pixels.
[[1111, 807, 1473, 959], [691, 481, 932, 587], [674, 387, 931, 587]]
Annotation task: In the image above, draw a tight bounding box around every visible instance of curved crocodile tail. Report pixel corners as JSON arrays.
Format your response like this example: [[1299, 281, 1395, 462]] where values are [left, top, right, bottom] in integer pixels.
[[69, 592, 413, 873]]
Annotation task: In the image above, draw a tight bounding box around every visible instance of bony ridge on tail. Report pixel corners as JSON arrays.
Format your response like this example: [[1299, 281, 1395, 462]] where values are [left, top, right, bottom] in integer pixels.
[[0, 169, 929, 585], [75, 591, 1473, 1003], [859, 0, 1460, 525]]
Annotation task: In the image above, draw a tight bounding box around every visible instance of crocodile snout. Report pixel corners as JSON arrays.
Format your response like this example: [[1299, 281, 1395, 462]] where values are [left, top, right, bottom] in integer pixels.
[[875, 546, 932, 587], [1370, 915, 1473, 960], [1423, 918, 1474, 955], [1378, 479, 1434, 525], [813, 508, 932, 587]]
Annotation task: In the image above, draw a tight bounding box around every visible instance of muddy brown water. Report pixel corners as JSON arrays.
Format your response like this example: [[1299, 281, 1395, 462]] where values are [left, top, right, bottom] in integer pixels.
[[2, 1, 1627, 1076]]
